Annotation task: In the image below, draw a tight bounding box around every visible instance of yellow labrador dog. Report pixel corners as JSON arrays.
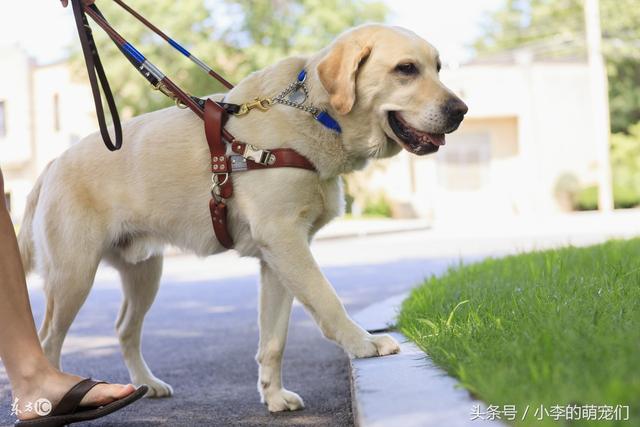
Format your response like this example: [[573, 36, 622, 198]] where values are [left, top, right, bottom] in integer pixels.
[[18, 24, 467, 411]]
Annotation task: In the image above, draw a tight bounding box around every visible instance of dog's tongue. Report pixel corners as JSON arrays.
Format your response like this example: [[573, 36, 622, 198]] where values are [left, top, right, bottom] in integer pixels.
[[428, 133, 446, 146]]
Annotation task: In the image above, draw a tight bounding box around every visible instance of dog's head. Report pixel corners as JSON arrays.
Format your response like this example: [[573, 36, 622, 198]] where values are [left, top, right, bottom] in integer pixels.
[[315, 24, 467, 157]]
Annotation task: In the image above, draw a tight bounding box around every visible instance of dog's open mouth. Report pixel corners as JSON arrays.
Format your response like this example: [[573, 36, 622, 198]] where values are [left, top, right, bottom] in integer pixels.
[[388, 112, 444, 156]]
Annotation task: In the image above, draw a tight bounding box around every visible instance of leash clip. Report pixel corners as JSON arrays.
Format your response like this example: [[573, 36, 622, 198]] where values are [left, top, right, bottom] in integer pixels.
[[154, 82, 187, 109], [235, 97, 273, 116]]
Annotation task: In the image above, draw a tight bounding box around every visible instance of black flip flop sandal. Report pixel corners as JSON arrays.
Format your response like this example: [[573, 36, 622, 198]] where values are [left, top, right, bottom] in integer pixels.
[[14, 378, 148, 427]]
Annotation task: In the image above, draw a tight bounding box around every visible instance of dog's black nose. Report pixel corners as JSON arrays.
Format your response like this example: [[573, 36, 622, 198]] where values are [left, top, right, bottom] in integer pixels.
[[445, 97, 468, 119], [443, 97, 468, 132]]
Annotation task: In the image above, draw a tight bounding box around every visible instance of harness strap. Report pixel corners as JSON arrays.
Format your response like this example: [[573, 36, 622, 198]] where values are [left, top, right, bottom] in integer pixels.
[[204, 100, 233, 198], [203, 100, 316, 248], [204, 100, 234, 249], [71, 0, 122, 151]]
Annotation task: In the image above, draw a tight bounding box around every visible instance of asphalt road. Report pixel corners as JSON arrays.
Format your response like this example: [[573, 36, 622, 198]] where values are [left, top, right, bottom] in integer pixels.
[[0, 231, 460, 427]]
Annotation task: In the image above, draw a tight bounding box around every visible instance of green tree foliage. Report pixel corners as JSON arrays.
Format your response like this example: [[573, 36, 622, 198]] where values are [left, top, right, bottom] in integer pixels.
[[72, 0, 386, 117], [223, 0, 386, 73], [475, 0, 585, 52], [474, 0, 640, 134], [576, 123, 640, 210]]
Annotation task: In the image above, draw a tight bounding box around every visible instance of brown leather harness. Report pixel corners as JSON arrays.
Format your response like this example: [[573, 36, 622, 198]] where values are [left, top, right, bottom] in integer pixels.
[[70, 0, 317, 249], [203, 100, 315, 248]]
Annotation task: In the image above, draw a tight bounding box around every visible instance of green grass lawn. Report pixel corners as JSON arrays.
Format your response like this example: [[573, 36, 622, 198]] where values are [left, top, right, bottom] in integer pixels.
[[398, 239, 640, 426]]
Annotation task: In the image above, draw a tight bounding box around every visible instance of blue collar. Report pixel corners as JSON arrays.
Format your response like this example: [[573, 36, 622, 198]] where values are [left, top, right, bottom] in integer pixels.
[[272, 70, 342, 133]]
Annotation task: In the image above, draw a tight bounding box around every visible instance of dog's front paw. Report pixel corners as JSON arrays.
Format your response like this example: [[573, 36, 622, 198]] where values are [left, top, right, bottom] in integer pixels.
[[348, 333, 401, 358], [135, 375, 174, 398], [262, 388, 305, 412]]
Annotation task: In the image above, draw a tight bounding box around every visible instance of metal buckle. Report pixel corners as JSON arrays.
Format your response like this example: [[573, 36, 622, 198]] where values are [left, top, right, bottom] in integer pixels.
[[210, 173, 229, 201], [154, 82, 187, 109], [154, 82, 173, 98], [243, 145, 275, 165], [212, 173, 229, 186]]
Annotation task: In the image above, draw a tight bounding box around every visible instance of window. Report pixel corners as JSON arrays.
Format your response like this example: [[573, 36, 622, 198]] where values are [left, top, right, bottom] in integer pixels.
[[53, 94, 61, 132], [437, 132, 491, 191], [0, 100, 6, 137]]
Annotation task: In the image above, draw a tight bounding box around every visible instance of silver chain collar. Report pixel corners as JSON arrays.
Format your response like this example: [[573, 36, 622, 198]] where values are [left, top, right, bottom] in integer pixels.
[[271, 72, 321, 117], [232, 70, 341, 133]]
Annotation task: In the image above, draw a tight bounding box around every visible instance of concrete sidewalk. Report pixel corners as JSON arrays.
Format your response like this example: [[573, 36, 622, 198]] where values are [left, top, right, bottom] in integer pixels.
[[317, 209, 640, 243]]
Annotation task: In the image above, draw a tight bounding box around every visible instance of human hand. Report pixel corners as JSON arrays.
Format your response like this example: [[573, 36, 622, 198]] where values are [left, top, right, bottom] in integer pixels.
[[60, 0, 95, 7]]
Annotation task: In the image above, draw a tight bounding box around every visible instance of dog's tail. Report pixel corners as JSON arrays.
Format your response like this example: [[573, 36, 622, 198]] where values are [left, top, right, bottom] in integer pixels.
[[18, 160, 53, 274]]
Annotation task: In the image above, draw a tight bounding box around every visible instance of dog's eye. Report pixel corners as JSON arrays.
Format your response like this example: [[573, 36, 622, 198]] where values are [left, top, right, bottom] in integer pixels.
[[395, 63, 419, 76], [436, 59, 442, 73]]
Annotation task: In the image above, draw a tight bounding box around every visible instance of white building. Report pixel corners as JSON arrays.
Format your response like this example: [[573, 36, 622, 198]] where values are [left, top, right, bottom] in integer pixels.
[[0, 45, 95, 221]]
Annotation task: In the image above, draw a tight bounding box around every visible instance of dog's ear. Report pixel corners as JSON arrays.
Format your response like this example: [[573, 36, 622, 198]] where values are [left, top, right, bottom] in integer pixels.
[[317, 41, 371, 115]]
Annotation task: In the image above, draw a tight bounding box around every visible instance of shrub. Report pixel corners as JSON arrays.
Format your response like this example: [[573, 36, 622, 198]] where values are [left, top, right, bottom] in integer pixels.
[[575, 184, 640, 210], [362, 196, 392, 217], [575, 122, 640, 210]]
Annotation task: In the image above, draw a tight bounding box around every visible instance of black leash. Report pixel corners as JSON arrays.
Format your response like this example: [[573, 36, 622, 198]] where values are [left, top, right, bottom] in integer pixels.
[[71, 0, 122, 151]]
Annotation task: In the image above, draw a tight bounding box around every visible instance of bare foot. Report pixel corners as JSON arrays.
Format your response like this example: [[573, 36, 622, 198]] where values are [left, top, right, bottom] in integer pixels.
[[13, 368, 135, 421]]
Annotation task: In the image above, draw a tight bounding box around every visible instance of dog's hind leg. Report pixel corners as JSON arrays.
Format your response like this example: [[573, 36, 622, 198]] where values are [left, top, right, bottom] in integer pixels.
[[256, 260, 304, 412], [40, 257, 100, 370], [108, 253, 172, 397]]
